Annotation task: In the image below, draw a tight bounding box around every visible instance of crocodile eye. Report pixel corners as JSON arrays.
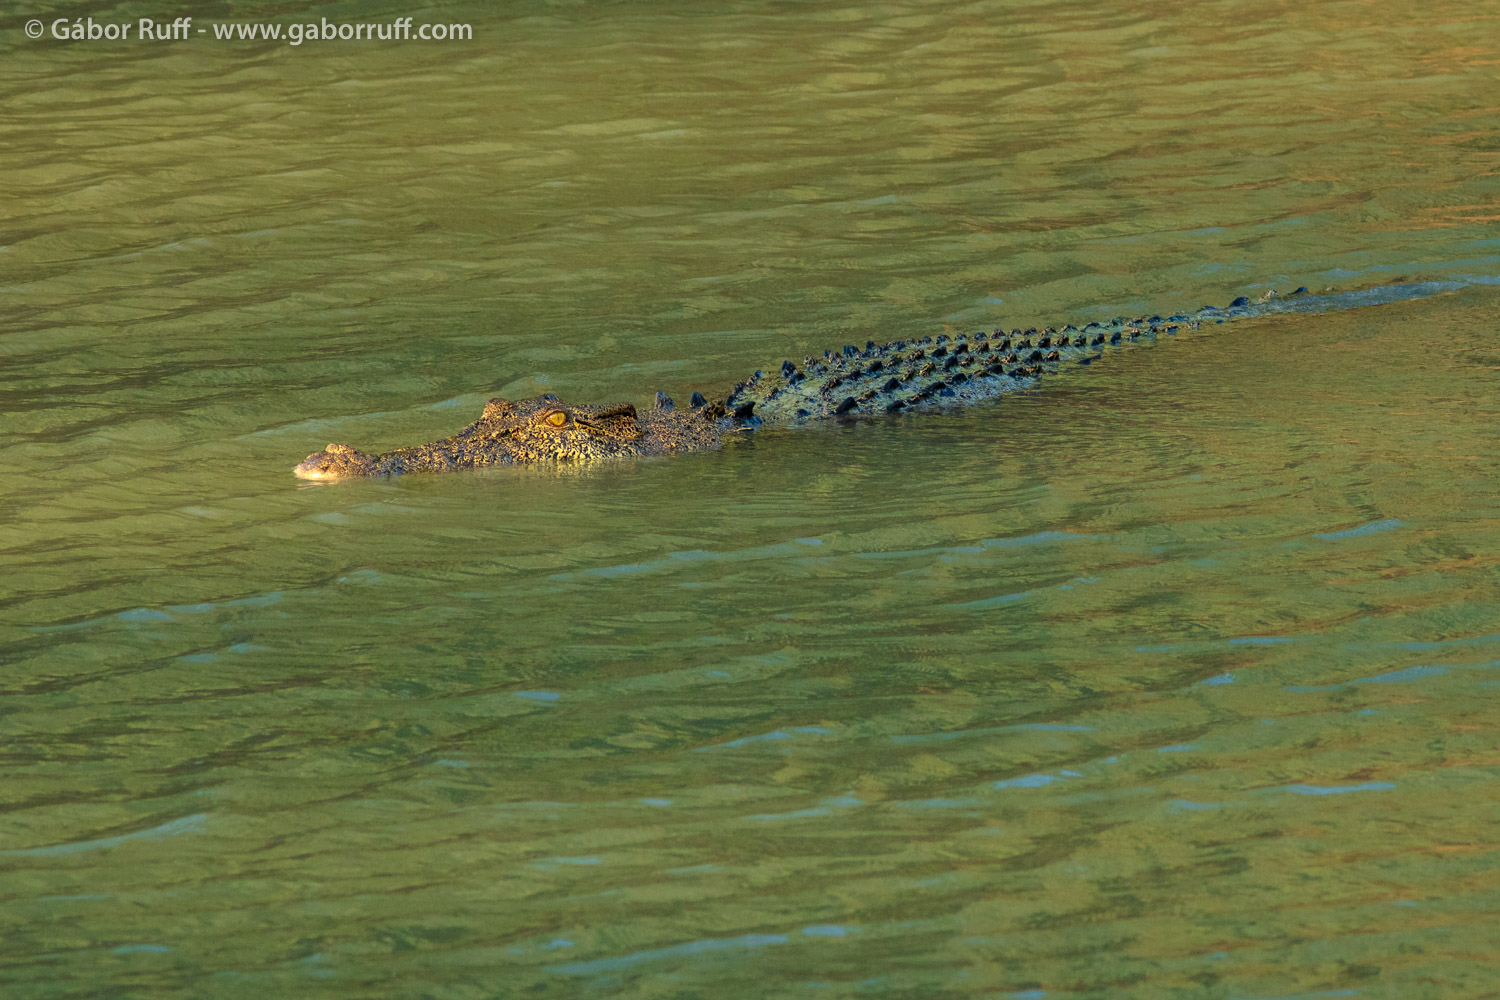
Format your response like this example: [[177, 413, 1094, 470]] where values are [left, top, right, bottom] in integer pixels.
[[545, 409, 569, 427]]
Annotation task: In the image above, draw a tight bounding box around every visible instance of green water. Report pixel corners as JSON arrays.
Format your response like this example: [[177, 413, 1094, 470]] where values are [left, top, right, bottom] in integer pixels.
[[4, 1, 1500, 996]]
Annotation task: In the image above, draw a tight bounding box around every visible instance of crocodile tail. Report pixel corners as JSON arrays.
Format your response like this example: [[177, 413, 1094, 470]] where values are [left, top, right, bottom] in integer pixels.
[[715, 281, 1472, 425], [726, 320, 1183, 422]]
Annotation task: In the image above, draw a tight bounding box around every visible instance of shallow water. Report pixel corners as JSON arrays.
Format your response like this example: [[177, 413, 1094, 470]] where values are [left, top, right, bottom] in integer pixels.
[[4, 1, 1500, 997]]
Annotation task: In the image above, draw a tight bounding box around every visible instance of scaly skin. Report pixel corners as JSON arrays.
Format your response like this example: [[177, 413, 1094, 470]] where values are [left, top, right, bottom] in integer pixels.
[[294, 281, 1463, 478], [294, 393, 722, 479]]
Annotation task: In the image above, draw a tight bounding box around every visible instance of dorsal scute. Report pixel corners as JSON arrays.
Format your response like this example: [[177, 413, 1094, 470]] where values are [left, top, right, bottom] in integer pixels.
[[719, 288, 1253, 423]]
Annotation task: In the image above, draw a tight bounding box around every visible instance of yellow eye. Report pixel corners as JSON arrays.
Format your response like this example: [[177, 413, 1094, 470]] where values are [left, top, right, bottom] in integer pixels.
[[545, 410, 568, 427]]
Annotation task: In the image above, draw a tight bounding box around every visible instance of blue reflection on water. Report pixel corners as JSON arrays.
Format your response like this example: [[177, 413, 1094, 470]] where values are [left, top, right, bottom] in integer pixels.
[[4, 813, 207, 858], [1314, 519, 1402, 540], [994, 774, 1059, 789], [550, 933, 790, 975], [1281, 783, 1395, 795]]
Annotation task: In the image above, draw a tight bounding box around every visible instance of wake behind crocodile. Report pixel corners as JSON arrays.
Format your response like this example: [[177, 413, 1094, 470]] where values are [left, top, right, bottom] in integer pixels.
[[292, 280, 1465, 479]]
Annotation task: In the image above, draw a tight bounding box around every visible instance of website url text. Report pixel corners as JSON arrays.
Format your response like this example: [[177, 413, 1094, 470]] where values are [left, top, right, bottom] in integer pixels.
[[30, 17, 473, 46]]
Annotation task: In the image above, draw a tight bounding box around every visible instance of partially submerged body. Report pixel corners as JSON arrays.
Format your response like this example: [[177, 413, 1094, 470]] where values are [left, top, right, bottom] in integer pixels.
[[294, 280, 1466, 479], [294, 394, 722, 479]]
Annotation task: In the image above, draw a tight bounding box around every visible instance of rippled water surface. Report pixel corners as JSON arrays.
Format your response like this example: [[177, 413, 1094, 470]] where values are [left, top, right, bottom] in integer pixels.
[[5, 1, 1500, 997]]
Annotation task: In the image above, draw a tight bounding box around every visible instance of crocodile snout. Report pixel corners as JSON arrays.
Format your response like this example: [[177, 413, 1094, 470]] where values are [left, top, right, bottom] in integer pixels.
[[294, 442, 377, 479]]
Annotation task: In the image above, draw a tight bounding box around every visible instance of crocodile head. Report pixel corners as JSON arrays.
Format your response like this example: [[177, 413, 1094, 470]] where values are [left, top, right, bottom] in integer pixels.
[[467, 394, 653, 462], [293, 441, 381, 479], [294, 393, 723, 478]]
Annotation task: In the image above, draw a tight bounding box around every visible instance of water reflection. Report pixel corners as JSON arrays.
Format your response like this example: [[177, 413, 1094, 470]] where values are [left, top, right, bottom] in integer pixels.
[[4, 0, 1500, 996]]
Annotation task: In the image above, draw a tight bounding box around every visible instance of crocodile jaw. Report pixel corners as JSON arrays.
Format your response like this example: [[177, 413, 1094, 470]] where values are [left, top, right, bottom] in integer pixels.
[[293, 454, 338, 479], [294, 443, 378, 479]]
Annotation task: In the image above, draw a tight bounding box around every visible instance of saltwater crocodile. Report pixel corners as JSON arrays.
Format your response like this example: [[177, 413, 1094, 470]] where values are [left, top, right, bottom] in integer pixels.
[[293, 280, 1460, 479]]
